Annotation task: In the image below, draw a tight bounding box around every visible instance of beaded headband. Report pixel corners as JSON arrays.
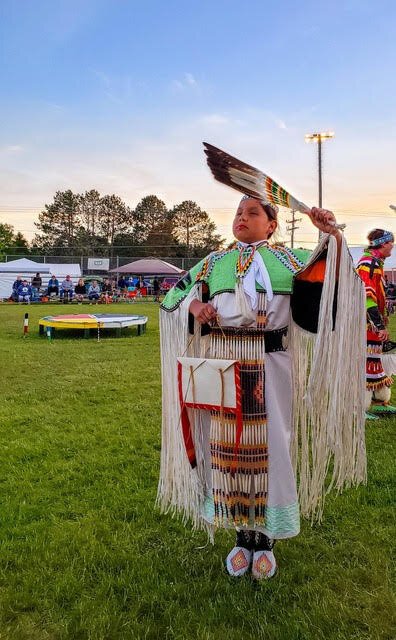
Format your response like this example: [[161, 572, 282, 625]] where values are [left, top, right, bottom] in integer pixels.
[[369, 231, 394, 247], [240, 195, 279, 219]]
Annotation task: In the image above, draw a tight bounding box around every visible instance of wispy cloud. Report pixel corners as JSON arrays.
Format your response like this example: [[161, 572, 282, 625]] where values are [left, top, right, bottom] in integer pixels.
[[104, 92, 124, 105], [172, 72, 200, 92], [275, 118, 287, 130], [90, 68, 136, 105], [0, 145, 25, 154], [200, 114, 230, 126], [43, 102, 65, 113], [184, 72, 196, 87], [91, 69, 111, 88]]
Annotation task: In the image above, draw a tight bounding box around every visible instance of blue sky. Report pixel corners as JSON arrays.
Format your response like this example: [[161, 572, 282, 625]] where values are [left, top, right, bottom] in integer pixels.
[[1, 0, 396, 246]]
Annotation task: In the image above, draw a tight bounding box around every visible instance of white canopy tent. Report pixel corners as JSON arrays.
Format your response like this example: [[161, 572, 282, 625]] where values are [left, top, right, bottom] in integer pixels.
[[0, 258, 50, 273], [110, 258, 184, 276], [0, 258, 81, 299], [44, 263, 82, 280]]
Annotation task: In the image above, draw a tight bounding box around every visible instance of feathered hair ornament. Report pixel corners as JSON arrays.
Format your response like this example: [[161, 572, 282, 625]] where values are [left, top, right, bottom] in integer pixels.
[[203, 142, 345, 229]]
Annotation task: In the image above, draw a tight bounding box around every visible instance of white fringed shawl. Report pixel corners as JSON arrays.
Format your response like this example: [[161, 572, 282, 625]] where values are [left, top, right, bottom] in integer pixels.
[[157, 234, 367, 528], [290, 234, 367, 520], [157, 286, 213, 534]]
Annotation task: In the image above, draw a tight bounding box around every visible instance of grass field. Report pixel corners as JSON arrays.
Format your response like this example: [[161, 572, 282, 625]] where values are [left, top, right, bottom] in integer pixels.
[[0, 302, 395, 640]]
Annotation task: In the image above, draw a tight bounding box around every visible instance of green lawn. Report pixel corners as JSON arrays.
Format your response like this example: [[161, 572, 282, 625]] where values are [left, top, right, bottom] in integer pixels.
[[0, 303, 395, 640]]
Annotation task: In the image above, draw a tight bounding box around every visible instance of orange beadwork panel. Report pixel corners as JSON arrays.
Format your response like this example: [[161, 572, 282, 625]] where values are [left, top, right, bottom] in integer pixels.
[[296, 258, 326, 283]]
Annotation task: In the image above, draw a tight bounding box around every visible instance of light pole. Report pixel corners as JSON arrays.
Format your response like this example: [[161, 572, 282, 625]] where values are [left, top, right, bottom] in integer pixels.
[[305, 131, 335, 240]]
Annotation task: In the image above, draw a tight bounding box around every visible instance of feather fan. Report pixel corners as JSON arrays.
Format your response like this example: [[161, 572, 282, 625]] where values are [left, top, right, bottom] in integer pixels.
[[203, 142, 345, 228]]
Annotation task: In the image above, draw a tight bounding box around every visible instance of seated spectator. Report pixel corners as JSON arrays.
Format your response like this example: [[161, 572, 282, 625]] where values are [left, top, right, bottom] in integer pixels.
[[100, 278, 113, 303], [12, 275, 23, 301], [74, 278, 87, 304], [88, 280, 101, 303], [102, 278, 112, 294], [31, 272, 42, 290], [30, 272, 42, 302], [60, 275, 74, 303], [17, 280, 32, 304], [118, 276, 127, 290], [47, 275, 59, 297]]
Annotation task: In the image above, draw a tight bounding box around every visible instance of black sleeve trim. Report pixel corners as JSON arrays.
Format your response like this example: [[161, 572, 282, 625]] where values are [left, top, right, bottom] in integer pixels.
[[367, 306, 385, 330], [291, 280, 338, 333], [175, 272, 192, 291]]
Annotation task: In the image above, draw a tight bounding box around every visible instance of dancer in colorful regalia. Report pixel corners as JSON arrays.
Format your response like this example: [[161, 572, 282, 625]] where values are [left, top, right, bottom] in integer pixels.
[[158, 145, 366, 580], [356, 229, 396, 417]]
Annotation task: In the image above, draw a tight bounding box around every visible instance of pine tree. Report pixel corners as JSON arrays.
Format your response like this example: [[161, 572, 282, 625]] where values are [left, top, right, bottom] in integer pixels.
[[0, 224, 29, 256], [79, 189, 102, 237], [132, 195, 168, 244], [33, 190, 82, 252], [0, 223, 15, 254], [170, 200, 224, 256], [11, 232, 30, 255], [97, 194, 132, 253]]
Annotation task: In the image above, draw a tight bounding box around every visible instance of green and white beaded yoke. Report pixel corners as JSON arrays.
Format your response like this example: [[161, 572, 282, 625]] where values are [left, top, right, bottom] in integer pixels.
[[161, 244, 311, 312]]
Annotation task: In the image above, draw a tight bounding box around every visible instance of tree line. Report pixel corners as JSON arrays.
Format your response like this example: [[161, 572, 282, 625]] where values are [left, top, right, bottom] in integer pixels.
[[0, 223, 29, 256], [1, 190, 225, 258]]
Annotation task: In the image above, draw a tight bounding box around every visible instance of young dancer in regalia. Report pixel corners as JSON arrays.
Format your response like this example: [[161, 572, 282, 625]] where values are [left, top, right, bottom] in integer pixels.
[[158, 147, 366, 580], [357, 229, 395, 417]]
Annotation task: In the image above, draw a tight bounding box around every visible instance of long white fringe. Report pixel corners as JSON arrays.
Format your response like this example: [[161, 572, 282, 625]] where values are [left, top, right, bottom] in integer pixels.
[[156, 286, 213, 536], [290, 234, 367, 520]]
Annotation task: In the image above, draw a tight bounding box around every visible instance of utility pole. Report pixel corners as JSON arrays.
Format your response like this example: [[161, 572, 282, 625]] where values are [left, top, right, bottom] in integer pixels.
[[286, 210, 302, 248]]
